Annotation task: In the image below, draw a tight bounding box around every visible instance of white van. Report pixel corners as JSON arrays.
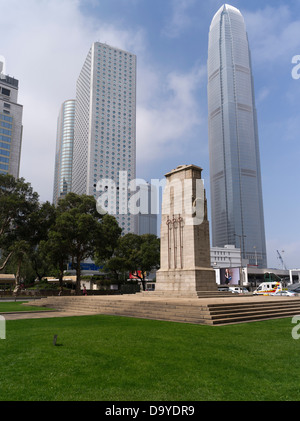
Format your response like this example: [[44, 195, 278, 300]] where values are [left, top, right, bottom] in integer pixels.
[[253, 282, 282, 296]]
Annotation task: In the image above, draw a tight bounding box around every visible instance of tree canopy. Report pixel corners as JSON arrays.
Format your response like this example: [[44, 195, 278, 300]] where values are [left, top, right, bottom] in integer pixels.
[[0, 174, 160, 294], [0, 174, 39, 244], [0, 174, 40, 271], [102, 233, 160, 290], [50, 192, 122, 294]]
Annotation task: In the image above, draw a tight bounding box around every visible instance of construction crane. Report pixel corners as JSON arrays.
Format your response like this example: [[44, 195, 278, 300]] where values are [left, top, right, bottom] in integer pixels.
[[277, 250, 287, 270]]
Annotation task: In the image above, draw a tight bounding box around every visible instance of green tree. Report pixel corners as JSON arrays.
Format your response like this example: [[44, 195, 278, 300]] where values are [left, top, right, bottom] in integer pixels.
[[53, 193, 120, 295], [0, 174, 39, 270], [9, 240, 30, 287], [25, 201, 57, 281], [94, 213, 123, 281], [107, 233, 160, 291], [40, 230, 69, 293], [96, 214, 122, 260], [98, 255, 128, 283]]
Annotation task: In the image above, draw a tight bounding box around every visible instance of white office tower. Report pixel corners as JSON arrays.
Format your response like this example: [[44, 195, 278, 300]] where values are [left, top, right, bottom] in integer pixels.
[[0, 64, 23, 179], [208, 5, 267, 268], [72, 42, 137, 234], [53, 99, 76, 205]]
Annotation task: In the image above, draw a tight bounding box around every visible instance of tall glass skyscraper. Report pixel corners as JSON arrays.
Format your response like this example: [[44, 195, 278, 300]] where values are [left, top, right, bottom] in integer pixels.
[[53, 99, 76, 205], [72, 42, 137, 234], [207, 4, 267, 268], [0, 65, 23, 179]]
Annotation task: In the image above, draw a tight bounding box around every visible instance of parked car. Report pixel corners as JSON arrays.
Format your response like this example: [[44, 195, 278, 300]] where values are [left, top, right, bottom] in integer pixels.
[[229, 287, 250, 294], [271, 290, 298, 297]]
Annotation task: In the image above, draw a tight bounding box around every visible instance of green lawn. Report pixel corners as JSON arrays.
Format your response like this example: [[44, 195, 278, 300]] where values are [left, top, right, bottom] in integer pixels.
[[0, 315, 300, 401], [0, 301, 52, 313]]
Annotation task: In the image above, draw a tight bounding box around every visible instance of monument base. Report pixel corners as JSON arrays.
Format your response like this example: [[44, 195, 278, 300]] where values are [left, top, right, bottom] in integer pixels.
[[155, 267, 218, 296]]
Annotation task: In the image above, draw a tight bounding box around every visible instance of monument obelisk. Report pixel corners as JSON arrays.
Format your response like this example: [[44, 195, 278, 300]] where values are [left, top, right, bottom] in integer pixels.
[[155, 165, 217, 297]]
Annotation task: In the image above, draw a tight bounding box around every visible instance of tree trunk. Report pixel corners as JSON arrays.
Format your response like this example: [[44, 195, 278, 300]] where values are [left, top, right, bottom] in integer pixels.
[[58, 261, 64, 294], [0, 252, 13, 271], [141, 274, 146, 291], [15, 259, 22, 286], [75, 261, 81, 295], [13, 259, 22, 296]]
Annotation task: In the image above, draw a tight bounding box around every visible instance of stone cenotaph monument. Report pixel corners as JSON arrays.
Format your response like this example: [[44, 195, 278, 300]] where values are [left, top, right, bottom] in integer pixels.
[[155, 165, 217, 296]]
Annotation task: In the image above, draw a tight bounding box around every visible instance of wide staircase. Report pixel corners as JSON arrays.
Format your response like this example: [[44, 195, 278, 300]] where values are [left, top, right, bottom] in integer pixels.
[[25, 294, 300, 326]]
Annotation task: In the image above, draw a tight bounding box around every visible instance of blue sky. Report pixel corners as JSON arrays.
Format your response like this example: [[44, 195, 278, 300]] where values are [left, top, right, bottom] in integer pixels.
[[0, 0, 299, 269]]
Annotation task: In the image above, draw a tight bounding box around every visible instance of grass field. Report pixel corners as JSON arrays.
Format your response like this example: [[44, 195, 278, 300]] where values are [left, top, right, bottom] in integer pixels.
[[0, 314, 300, 401], [0, 301, 52, 313]]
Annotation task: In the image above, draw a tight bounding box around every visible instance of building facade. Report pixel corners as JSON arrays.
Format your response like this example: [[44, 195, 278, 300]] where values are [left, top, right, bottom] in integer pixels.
[[210, 244, 242, 269], [137, 182, 158, 236], [53, 99, 76, 205], [207, 4, 267, 268], [0, 68, 23, 179], [72, 42, 137, 234]]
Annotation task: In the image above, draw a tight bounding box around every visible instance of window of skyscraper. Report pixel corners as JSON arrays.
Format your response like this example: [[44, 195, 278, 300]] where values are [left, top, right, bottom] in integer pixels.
[[1, 88, 10, 96]]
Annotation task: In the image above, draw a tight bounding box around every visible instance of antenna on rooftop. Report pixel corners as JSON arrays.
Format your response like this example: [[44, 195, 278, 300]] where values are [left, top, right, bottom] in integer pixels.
[[0, 55, 6, 79]]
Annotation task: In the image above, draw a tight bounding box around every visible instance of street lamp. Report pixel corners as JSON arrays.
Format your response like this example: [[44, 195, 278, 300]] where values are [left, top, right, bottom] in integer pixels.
[[253, 246, 257, 266]]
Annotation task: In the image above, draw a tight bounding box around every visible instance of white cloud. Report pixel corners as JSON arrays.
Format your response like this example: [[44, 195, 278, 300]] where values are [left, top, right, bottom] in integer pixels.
[[244, 5, 300, 65], [162, 0, 196, 38], [136, 62, 206, 162], [256, 87, 270, 104]]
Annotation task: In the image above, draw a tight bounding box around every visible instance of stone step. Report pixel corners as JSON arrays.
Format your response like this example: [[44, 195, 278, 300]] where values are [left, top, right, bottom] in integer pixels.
[[210, 306, 300, 320], [211, 309, 300, 325], [142, 291, 235, 298], [209, 301, 300, 313], [25, 296, 300, 326], [29, 303, 211, 325], [32, 303, 211, 319]]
